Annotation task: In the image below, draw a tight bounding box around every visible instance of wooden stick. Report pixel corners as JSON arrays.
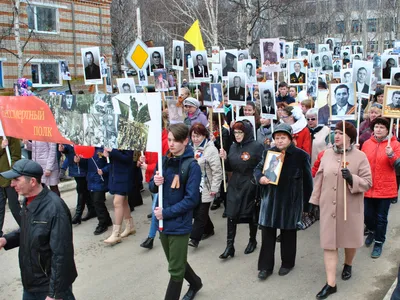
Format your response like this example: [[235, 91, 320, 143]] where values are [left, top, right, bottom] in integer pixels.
[[161, 91, 166, 110], [388, 118, 394, 147], [343, 120, 347, 221], [208, 107, 213, 132], [356, 97, 362, 145], [218, 113, 227, 192], [397, 119, 399, 139]]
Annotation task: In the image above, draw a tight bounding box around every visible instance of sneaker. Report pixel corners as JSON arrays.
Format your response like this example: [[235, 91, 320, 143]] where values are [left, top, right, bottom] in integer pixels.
[[365, 232, 374, 247], [371, 243, 383, 258]]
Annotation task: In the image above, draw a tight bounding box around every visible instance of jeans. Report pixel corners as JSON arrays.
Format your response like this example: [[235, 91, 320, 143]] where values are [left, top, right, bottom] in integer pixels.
[[364, 197, 392, 243], [148, 193, 158, 239], [0, 186, 21, 236], [23, 286, 75, 300]]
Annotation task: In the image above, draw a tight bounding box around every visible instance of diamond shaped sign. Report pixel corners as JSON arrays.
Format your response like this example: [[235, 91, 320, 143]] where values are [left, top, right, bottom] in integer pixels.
[[126, 38, 149, 72]]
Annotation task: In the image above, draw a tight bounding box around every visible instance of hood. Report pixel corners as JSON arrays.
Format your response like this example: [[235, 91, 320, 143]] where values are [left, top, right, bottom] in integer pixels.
[[234, 120, 254, 145], [291, 115, 307, 134]]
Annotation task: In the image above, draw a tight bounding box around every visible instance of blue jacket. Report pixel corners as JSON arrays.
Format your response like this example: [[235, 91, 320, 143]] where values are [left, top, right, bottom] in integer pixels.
[[108, 149, 133, 194], [86, 147, 109, 192], [61, 145, 86, 177], [276, 94, 295, 104], [149, 146, 201, 235]]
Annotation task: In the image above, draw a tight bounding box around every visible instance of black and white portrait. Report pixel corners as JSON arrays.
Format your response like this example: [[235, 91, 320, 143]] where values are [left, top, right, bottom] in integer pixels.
[[340, 69, 353, 84], [167, 72, 176, 90], [318, 44, 330, 53], [227, 72, 246, 105], [172, 40, 184, 71], [81, 46, 102, 84], [61, 95, 76, 111], [243, 59, 257, 84], [373, 55, 382, 69], [238, 49, 249, 61], [320, 52, 333, 72], [153, 68, 169, 92], [297, 48, 310, 60], [106, 67, 112, 93], [307, 69, 318, 98], [329, 83, 356, 121], [354, 45, 363, 55], [60, 61, 71, 81], [311, 54, 321, 68], [212, 63, 222, 82], [325, 38, 335, 52], [117, 78, 136, 94], [381, 55, 399, 81], [390, 68, 400, 86], [220, 49, 238, 78], [352, 60, 373, 98], [200, 82, 211, 103], [383, 86, 400, 117], [260, 38, 280, 72], [209, 71, 218, 83], [148, 47, 165, 75], [187, 55, 195, 81], [100, 56, 107, 78], [288, 59, 307, 85], [210, 83, 223, 112], [258, 81, 276, 119], [138, 69, 148, 86], [351, 54, 362, 63], [285, 42, 293, 59], [333, 59, 342, 78], [191, 50, 209, 79], [333, 45, 341, 58]]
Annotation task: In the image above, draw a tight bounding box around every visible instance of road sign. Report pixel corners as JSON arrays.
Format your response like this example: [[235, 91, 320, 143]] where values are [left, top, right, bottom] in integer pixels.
[[126, 38, 149, 72]]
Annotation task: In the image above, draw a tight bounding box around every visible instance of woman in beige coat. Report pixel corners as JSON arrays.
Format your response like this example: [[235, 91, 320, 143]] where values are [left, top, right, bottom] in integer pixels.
[[310, 121, 372, 299], [188, 123, 222, 248]]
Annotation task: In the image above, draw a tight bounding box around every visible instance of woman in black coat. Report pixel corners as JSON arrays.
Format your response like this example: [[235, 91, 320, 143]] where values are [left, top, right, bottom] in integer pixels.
[[254, 123, 313, 280], [219, 120, 264, 259]]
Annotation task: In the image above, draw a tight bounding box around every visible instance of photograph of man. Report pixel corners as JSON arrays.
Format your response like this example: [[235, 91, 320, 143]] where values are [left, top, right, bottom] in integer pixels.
[[82, 47, 101, 82], [312, 54, 321, 68], [149, 47, 165, 73], [391, 69, 400, 86], [289, 61, 306, 84], [341, 70, 352, 83], [373, 55, 381, 69], [100, 56, 107, 77], [333, 46, 341, 57], [263, 41, 278, 64], [222, 51, 237, 76], [61, 95, 76, 111], [382, 56, 398, 79], [117, 78, 136, 94], [228, 73, 246, 102], [172, 42, 183, 67], [299, 49, 309, 60], [331, 84, 355, 118], [60, 61, 71, 80], [321, 54, 333, 71], [354, 64, 371, 95], [285, 42, 293, 59], [244, 60, 257, 83], [387, 91, 400, 109], [238, 50, 248, 61], [260, 89, 275, 115], [342, 52, 350, 65], [334, 60, 342, 72], [318, 44, 329, 53], [154, 69, 169, 91], [210, 83, 223, 111], [193, 52, 209, 78], [264, 155, 279, 182]]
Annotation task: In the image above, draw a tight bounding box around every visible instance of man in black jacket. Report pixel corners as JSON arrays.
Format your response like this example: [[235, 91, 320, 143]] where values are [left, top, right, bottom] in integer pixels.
[[0, 159, 77, 300]]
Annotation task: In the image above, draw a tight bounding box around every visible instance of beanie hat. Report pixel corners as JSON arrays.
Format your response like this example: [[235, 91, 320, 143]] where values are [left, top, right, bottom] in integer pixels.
[[335, 121, 357, 143], [273, 123, 293, 140], [370, 117, 390, 132], [183, 97, 200, 108]]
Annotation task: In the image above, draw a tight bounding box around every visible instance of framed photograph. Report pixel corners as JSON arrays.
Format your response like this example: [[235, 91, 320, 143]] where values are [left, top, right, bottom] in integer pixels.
[[284, 42, 293, 59], [153, 68, 169, 92], [382, 85, 400, 117], [288, 59, 307, 85], [191, 50, 209, 79], [148, 47, 165, 75], [311, 54, 322, 68], [242, 59, 257, 84], [212, 63, 222, 82], [318, 44, 330, 53], [167, 72, 176, 90], [325, 38, 335, 52], [352, 60, 373, 98], [297, 48, 310, 60], [262, 150, 284, 185], [320, 52, 333, 72], [333, 59, 342, 79], [329, 83, 357, 121], [81, 46, 102, 85], [340, 69, 353, 83], [172, 40, 184, 71], [100, 56, 108, 78], [381, 55, 399, 81], [307, 68, 318, 98], [260, 38, 281, 72], [390, 67, 400, 86], [354, 45, 363, 55], [166, 97, 185, 124], [220, 49, 238, 78], [258, 81, 276, 119], [200, 82, 211, 104], [238, 49, 249, 61], [138, 69, 148, 86], [187, 55, 195, 81], [209, 46, 220, 63], [227, 72, 246, 105], [209, 71, 218, 83], [351, 54, 362, 63], [333, 44, 341, 58], [210, 83, 224, 113], [117, 78, 136, 94], [105, 67, 112, 93], [60, 61, 71, 81]]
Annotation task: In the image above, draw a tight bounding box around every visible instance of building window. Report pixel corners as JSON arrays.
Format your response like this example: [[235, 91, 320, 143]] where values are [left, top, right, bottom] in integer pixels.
[[27, 5, 58, 33], [336, 21, 345, 34], [384, 40, 393, 50], [352, 20, 362, 33], [383, 17, 394, 32], [0, 60, 4, 89], [278, 24, 288, 37], [305, 23, 317, 35], [367, 19, 377, 32], [368, 41, 378, 52], [30, 61, 61, 86]]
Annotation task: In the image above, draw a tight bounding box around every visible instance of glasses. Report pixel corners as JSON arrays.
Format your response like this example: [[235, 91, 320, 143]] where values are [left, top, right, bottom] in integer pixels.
[[280, 115, 289, 119], [307, 118, 316, 121], [233, 131, 244, 136]]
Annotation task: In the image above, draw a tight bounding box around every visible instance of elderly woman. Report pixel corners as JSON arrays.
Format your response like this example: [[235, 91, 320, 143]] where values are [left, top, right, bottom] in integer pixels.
[[310, 121, 372, 299], [183, 97, 208, 128], [362, 117, 400, 258], [306, 108, 330, 165], [359, 103, 382, 148], [280, 106, 311, 155], [219, 120, 264, 259], [254, 123, 313, 280]]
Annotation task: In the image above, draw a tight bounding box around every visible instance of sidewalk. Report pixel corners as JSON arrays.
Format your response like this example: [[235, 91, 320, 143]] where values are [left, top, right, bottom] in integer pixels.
[[384, 279, 397, 300]]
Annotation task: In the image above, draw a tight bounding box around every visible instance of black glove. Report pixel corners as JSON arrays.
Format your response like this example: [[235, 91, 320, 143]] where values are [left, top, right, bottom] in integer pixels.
[[341, 168, 353, 186]]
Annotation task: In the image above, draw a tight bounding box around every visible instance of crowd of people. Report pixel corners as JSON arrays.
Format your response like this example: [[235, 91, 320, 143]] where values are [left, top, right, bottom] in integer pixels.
[[1, 73, 400, 300]]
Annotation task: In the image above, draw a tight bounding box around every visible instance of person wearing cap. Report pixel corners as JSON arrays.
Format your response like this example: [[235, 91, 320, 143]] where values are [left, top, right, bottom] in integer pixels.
[[310, 121, 372, 299], [183, 97, 208, 128], [222, 52, 236, 76], [0, 159, 77, 299], [362, 117, 400, 258], [254, 123, 313, 280], [263, 41, 278, 64]]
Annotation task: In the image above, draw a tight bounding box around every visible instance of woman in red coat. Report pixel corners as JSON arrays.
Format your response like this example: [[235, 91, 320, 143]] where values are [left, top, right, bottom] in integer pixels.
[[361, 117, 400, 258]]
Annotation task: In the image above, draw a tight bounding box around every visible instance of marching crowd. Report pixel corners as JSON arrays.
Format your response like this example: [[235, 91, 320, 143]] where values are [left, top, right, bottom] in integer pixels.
[[0, 77, 400, 300]]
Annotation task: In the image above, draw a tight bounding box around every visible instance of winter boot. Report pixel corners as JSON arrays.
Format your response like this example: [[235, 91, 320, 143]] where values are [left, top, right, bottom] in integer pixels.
[[104, 225, 122, 245], [182, 263, 203, 300], [244, 223, 258, 254], [120, 217, 136, 238], [219, 218, 236, 259]]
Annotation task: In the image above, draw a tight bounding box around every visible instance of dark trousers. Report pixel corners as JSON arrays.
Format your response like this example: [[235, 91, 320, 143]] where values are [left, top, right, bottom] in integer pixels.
[[74, 177, 93, 216], [364, 197, 392, 243], [91, 191, 112, 226], [190, 202, 214, 241], [0, 186, 21, 236], [127, 164, 143, 210], [23, 286, 75, 300], [258, 227, 297, 272]]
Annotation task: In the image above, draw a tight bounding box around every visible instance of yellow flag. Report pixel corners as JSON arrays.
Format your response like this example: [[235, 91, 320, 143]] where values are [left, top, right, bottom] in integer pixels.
[[184, 20, 205, 51]]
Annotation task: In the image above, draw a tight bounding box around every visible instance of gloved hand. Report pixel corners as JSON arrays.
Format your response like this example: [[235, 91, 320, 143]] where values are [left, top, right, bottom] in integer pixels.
[[341, 168, 353, 186]]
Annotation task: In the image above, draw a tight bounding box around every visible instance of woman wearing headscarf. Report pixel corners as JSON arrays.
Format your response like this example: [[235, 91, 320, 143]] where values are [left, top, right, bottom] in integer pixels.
[[310, 121, 372, 299], [183, 98, 208, 128], [219, 120, 264, 259]]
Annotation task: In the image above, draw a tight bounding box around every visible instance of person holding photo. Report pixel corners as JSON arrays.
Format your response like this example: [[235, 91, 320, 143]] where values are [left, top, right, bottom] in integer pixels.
[[254, 123, 313, 280]]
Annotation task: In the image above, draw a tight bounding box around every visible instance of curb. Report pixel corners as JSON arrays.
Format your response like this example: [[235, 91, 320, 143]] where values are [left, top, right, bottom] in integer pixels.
[[59, 179, 76, 193]]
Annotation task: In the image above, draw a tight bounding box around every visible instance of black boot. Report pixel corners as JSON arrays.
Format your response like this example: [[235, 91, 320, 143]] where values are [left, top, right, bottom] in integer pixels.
[[140, 237, 154, 249], [244, 223, 258, 254], [72, 193, 84, 224], [182, 263, 202, 300], [82, 192, 96, 221], [219, 218, 236, 259], [164, 278, 183, 300], [81, 210, 97, 222]]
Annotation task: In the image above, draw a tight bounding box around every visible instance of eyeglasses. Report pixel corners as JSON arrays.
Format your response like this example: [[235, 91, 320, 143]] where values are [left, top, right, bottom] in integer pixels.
[[280, 115, 289, 119], [233, 131, 244, 136], [307, 118, 316, 121]]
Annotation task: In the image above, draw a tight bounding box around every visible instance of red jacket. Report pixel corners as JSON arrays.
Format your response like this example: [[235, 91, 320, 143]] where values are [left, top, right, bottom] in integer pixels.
[[293, 127, 311, 155], [362, 135, 400, 199], [312, 150, 326, 177], [145, 129, 169, 182]]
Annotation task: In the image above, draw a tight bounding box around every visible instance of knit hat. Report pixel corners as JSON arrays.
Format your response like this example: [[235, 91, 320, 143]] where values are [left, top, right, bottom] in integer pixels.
[[335, 121, 357, 143], [370, 117, 390, 132], [273, 123, 293, 140], [183, 97, 200, 108]]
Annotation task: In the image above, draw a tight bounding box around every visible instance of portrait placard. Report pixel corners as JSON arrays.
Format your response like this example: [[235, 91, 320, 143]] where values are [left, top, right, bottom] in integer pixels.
[[242, 59, 257, 84], [288, 59, 307, 86], [60, 61, 71, 81], [172, 40, 184, 71], [81, 47, 102, 85], [238, 49, 249, 61], [307, 69, 318, 98], [228, 72, 246, 105], [138, 69, 148, 86], [200, 82, 211, 104], [319, 52, 333, 73], [382, 85, 400, 118], [311, 54, 322, 68], [318, 44, 330, 53], [166, 97, 184, 124], [105, 67, 112, 93], [325, 38, 335, 52], [333, 59, 342, 79], [191, 50, 209, 79], [284, 42, 293, 59], [209, 46, 220, 63], [220, 49, 238, 79], [329, 83, 357, 121], [381, 55, 399, 81], [258, 81, 277, 119], [148, 47, 165, 76], [340, 69, 353, 84], [297, 48, 310, 60], [262, 150, 284, 185], [211, 63, 222, 82], [209, 71, 218, 83], [100, 56, 107, 78], [260, 38, 281, 72], [351, 54, 362, 63], [117, 78, 136, 94], [352, 60, 373, 98], [210, 83, 224, 113], [390, 67, 400, 86], [153, 69, 169, 92]]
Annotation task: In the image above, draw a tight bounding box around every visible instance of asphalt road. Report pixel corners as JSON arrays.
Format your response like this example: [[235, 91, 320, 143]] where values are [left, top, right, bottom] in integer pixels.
[[0, 188, 399, 300]]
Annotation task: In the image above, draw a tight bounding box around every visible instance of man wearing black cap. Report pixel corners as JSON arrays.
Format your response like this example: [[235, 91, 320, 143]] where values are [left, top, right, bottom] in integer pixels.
[[263, 42, 278, 63], [0, 159, 77, 300], [222, 52, 236, 76]]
